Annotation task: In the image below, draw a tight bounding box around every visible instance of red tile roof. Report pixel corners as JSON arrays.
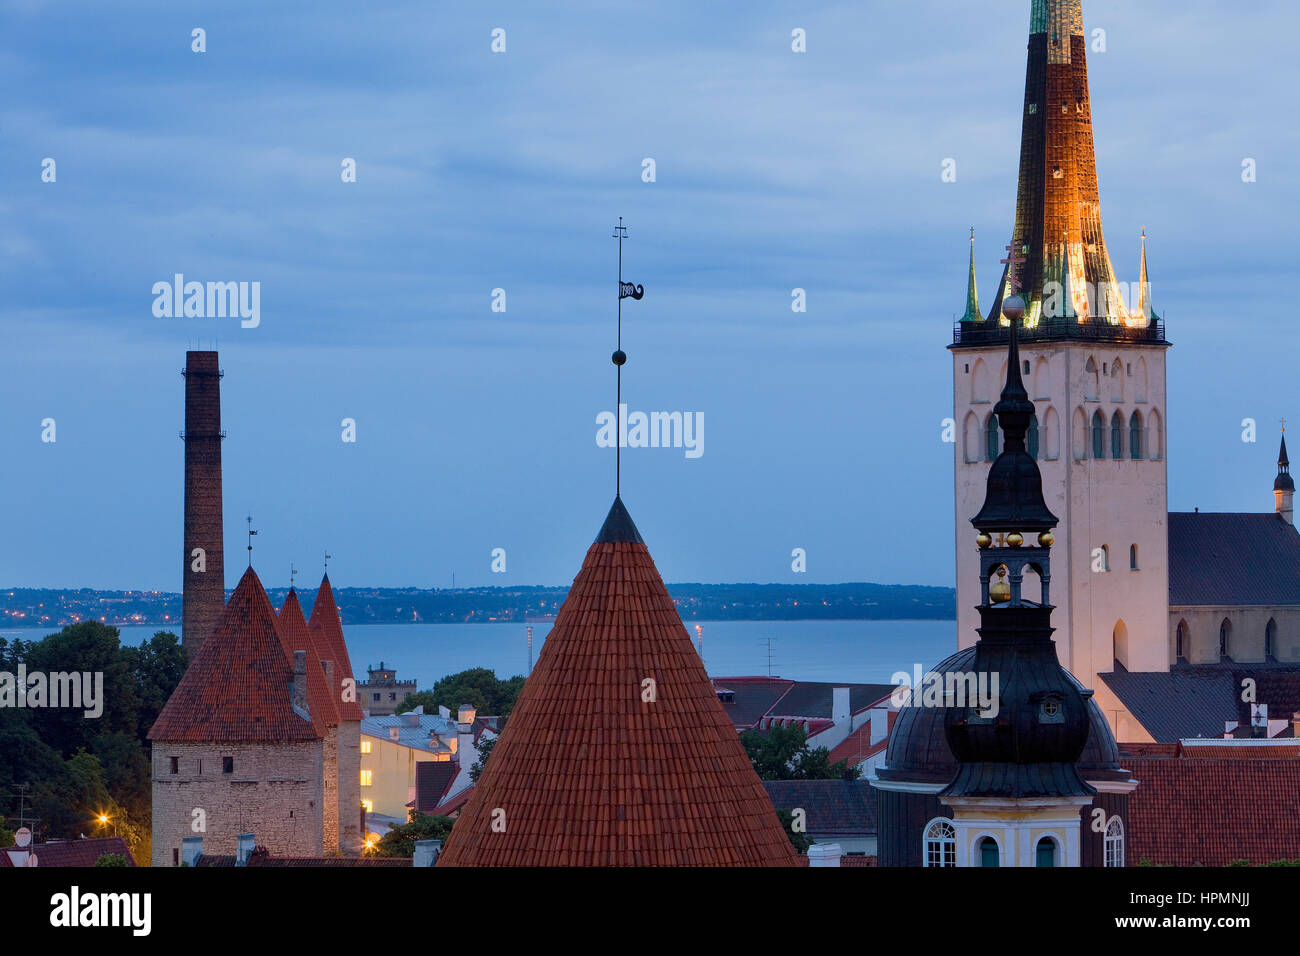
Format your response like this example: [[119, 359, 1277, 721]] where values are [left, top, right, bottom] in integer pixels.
[[0, 836, 136, 867], [826, 714, 894, 767], [1127, 755, 1300, 865], [437, 499, 799, 867], [277, 588, 339, 731], [308, 574, 364, 722], [149, 567, 320, 742]]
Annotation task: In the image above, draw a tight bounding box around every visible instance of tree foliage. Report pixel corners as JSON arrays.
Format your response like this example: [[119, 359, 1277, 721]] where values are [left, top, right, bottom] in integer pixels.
[[740, 724, 861, 781], [397, 667, 525, 717], [469, 733, 497, 783], [371, 812, 455, 858]]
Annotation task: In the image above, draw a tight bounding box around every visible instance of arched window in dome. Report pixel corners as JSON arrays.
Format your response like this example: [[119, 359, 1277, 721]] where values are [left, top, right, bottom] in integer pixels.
[[1104, 817, 1125, 867], [1266, 618, 1278, 662], [923, 819, 956, 868], [1035, 836, 1059, 867], [977, 836, 1000, 868], [985, 414, 1000, 462], [1220, 618, 1232, 660], [1028, 413, 1040, 460], [1129, 410, 1143, 459], [1091, 410, 1106, 459]]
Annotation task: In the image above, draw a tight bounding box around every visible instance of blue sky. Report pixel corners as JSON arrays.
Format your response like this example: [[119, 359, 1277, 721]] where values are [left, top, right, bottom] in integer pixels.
[[1, 0, 1297, 590]]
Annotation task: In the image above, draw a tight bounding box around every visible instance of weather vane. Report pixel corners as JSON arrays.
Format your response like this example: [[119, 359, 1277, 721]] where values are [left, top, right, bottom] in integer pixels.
[[324, 550, 332, 572], [290, 562, 297, 589], [611, 216, 645, 498], [246, 514, 258, 567]]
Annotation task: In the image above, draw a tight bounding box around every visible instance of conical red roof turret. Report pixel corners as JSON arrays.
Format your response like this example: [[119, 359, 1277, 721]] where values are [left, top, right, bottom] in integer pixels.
[[308, 573, 364, 721]]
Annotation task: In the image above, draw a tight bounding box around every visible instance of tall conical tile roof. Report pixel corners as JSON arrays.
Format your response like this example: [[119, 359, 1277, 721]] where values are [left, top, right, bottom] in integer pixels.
[[149, 567, 320, 742], [438, 498, 799, 867], [308, 573, 364, 722], [278, 588, 340, 733]]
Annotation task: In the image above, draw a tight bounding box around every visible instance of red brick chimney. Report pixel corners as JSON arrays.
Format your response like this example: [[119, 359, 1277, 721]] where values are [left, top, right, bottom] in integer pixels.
[[182, 351, 226, 656]]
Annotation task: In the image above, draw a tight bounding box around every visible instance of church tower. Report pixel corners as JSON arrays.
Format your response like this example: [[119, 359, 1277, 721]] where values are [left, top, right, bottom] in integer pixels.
[[951, 0, 1171, 719], [1275, 431, 1294, 525], [943, 294, 1095, 866]]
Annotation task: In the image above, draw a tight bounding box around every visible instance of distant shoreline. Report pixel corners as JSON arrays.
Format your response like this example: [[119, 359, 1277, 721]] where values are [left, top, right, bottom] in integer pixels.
[[0, 582, 957, 629]]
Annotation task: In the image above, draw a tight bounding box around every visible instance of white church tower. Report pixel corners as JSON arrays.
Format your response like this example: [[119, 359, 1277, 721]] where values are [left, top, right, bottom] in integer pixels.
[[950, 0, 1171, 733]]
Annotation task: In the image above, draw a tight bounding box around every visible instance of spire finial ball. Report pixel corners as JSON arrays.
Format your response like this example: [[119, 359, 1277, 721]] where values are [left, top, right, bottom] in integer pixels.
[[612, 349, 626, 367], [1003, 294, 1026, 322]]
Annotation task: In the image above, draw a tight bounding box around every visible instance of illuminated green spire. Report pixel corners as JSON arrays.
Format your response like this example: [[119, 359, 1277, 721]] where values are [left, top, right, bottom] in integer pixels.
[[962, 228, 983, 323]]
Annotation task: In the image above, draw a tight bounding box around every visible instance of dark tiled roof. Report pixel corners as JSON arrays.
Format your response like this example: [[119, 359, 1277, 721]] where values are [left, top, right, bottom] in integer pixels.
[[712, 677, 794, 729], [1168, 512, 1300, 606], [0, 837, 135, 867], [308, 574, 364, 722], [414, 761, 459, 814], [277, 588, 339, 732], [769, 682, 897, 721], [437, 499, 799, 867], [1127, 755, 1300, 865], [149, 567, 320, 742], [762, 780, 877, 837], [1098, 670, 1239, 742]]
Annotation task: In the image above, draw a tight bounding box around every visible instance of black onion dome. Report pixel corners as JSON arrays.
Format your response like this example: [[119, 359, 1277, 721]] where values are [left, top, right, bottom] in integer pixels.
[[878, 647, 1122, 784]]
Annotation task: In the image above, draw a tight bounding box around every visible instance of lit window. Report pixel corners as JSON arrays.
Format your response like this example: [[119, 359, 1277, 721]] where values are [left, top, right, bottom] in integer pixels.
[[923, 819, 956, 867], [1104, 816, 1125, 867], [360, 740, 371, 754], [361, 800, 374, 813], [360, 770, 373, 787]]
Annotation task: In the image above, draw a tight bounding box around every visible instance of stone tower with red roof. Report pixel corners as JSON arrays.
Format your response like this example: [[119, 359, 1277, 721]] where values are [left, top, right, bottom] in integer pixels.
[[438, 497, 798, 867], [149, 567, 326, 866], [278, 588, 342, 851], [309, 573, 364, 853]]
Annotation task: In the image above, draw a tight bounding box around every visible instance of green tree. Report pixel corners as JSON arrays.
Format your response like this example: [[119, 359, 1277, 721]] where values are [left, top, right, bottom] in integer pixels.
[[776, 809, 813, 854], [469, 734, 497, 783], [740, 724, 860, 781], [397, 667, 525, 717], [93, 853, 129, 867], [121, 631, 187, 742], [371, 812, 455, 858], [0, 815, 14, 848]]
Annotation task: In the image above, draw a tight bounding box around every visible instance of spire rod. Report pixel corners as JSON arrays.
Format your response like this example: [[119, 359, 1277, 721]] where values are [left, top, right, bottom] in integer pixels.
[[246, 514, 257, 567], [611, 217, 645, 499]]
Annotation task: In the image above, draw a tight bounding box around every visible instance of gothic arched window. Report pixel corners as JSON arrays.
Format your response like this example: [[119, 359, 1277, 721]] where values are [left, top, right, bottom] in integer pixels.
[[1176, 619, 1189, 662], [923, 819, 956, 868], [1130, 544, 1138, 569], [1129, 410, 1143, 459], [1091, 410, 1106, 459], [1028, 413, 1040, 460], [1111, 411, 1124, 459], [1104, 817, 1125, 867], [986, 414, 1000, 462], [1084, 357, 1099, 401], [1220, 618, 1232, 660], [1266, 619, 1277, 661]]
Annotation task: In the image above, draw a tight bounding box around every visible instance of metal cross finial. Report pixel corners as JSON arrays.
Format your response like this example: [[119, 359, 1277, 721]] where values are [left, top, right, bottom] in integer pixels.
[[1001, 239, 1027, 294], [324, 550, 332, 571], [290, 563, 297, 588], [246, 515, 258, 567], [970, 226, 975, 242]]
